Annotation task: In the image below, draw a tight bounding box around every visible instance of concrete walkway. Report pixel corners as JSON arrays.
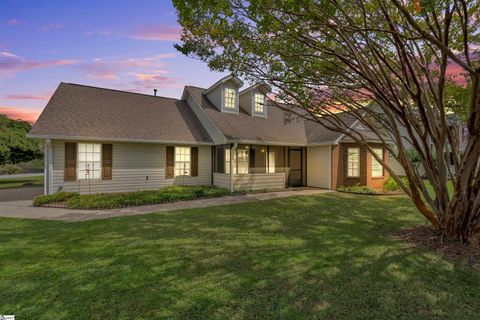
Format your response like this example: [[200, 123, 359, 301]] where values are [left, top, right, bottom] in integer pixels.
[[0, 187, 43, 202], [0, 189, 332, 222]]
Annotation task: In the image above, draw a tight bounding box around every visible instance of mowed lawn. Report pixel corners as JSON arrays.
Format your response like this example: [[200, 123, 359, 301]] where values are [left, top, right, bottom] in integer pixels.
[[0, 193, 479, 319], [0, 175, 43, 189]]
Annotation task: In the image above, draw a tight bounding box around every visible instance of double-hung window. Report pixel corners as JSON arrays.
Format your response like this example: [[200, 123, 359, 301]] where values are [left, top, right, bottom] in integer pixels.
[[224, 88, 236, 110], [237, 148, 249, 174], [175, 147, 191, 176], [347, 148, 360, 177], [371, 148, 384, 177], [78, 143, 101, 179], [254, 93, 265, 113]]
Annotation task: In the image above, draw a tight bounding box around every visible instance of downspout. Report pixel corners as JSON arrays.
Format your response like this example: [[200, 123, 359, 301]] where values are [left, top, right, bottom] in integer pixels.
[[230, 143, 238, 192], [44, 139, 52, 195]]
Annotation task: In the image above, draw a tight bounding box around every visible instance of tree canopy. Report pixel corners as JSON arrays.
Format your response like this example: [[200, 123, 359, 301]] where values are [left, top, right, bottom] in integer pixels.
[[174, 0, 480, 243], [0, 115, 42, 165]]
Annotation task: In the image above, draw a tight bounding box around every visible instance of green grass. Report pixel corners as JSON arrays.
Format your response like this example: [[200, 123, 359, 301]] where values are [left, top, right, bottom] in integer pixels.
[[1, 193, 479, 319], [0, 175, 43, 189], [33, 185, 230, 209]]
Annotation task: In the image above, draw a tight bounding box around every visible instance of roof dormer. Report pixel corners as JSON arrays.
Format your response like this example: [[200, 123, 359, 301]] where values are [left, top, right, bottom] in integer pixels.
[[203, 74, 243, 114], [239, 82, 272, 118]]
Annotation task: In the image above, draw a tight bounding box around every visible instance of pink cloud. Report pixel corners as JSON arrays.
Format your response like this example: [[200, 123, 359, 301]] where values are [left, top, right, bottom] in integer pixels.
[[129, 74, 183, 91], [0, 51, 78, 76], [6, 19, 23, 26], [0, 106, 42, 123], [41, 23, 63, 31], [2, 93, 52, 101], [130, 24, 181, 41]]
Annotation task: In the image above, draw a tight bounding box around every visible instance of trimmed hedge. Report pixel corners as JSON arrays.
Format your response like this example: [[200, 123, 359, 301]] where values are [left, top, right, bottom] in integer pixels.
[[337, 184, 377, 195], [33, 185, 230, 210], [383, 176, 409, 192]]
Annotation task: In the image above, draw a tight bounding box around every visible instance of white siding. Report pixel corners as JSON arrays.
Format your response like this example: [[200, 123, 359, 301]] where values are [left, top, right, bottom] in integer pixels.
[[213, 173, 285, 191], [50, 140, 212, 194], [306, 146, 331, 189]]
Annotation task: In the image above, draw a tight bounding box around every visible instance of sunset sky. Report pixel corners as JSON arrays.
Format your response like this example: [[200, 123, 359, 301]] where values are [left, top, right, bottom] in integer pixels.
[[0, 0, 226, 122]]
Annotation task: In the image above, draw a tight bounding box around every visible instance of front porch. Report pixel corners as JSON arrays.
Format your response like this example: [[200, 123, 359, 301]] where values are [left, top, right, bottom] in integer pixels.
[[212, 144, 307, 191]]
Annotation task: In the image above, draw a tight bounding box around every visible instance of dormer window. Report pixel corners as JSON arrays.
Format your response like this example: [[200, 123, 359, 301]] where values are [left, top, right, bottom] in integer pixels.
[[224, 87, 236, 110], [254, 93, 265, 113]]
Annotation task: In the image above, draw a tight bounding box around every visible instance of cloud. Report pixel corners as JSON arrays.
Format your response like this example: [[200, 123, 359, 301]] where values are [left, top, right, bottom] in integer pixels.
[[0, 51, 78, 76], [130, 24, 181, 41], [0, 106, 42, 123], [41, 23, 63, 31], [128, 73, 183, 91], [82, 30, 112, 37], [79, 53, 176, 81], [6, 19, 23, 26], [2, 93, 52, 101]]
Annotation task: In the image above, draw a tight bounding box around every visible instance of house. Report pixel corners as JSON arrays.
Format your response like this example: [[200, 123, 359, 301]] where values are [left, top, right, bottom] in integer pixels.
[[29, 75, 391, 195]]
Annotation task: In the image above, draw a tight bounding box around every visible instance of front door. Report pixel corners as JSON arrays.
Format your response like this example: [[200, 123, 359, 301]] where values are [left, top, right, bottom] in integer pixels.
[[288, 149, 302, 187]]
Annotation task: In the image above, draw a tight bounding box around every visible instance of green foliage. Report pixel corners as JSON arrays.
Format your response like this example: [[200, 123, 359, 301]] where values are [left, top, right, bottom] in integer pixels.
[[2, 194, 479, 318], [33, 185, 231, 209], [0, 115, 43, 165], [383, 176, 409, 192], [406, 148, 422, 170], [1, 164, 22, 174], [33, 192, 79, 207], [337, 184, 377, 195]]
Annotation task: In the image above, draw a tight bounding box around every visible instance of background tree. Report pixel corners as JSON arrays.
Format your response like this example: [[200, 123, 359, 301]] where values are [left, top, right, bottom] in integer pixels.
[[0, 115, 42, 165], [173, 0, 480, 244]]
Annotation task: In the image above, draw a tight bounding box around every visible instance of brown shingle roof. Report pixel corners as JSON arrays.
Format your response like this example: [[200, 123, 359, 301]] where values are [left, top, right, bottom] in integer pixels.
[[30, 83, 213, 144], [186, 86, 346, 145]]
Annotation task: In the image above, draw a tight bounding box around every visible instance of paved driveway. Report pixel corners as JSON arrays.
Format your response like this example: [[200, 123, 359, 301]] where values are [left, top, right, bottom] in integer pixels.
[[0, 187, 43, 202], [0, 188, 332, 222]]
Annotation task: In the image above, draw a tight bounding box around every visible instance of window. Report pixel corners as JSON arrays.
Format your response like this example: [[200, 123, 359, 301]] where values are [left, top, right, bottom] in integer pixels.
[[225, 147, 249, 174], [268, 151, 276, 173], [371, 148, 383, 177], [224, 87, 236, 109], [78, 143, 101, 179], [237, 148, 249, 174], [175, 147, 191, 176], [347, 147, 360, 177], [254, 93, 265, 113]]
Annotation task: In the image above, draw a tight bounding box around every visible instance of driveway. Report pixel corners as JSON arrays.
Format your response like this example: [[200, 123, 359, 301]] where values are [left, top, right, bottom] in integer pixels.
[[0, 188, 332, 222], [0, 187, 43, 202]]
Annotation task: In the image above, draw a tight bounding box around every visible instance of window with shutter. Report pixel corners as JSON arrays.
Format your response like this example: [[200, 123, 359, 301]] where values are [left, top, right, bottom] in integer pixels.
[[64, 142, 77, 181], [102, 144, 112, 180]]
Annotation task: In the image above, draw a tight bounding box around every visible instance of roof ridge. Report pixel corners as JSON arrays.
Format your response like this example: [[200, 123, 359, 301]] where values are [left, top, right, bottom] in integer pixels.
[[62, 82, 181, 101]]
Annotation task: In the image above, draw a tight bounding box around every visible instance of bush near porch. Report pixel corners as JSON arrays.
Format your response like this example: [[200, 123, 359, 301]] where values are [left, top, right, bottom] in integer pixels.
[[33, 185, 230, 209]]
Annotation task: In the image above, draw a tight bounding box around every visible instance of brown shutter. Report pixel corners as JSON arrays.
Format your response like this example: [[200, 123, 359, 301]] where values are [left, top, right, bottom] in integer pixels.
[[64, 142, 77, 181], [102, 144, 113, 180], [166, 146, 174, 178], [191, 147, 198, 177]]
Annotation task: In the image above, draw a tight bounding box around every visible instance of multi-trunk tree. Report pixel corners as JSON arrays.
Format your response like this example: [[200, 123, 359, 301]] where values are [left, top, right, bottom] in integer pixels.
[[173, 0, 480, 244]]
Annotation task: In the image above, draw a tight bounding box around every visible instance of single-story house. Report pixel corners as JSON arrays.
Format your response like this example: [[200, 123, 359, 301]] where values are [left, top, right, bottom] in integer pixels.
[[29, 75, 391, 194]]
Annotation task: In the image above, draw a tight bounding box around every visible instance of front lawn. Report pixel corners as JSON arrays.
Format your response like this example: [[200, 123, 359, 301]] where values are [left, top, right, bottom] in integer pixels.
[[1, 193, 479, 319], [33, 185, 230, 209], [0, 175, 43, 189]]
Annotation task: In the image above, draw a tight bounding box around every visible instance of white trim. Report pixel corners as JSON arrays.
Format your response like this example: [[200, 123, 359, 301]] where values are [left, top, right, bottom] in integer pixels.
[[27, 134, 214, 145], [239, 82, 272, 95], [203, 74, 244, 96]]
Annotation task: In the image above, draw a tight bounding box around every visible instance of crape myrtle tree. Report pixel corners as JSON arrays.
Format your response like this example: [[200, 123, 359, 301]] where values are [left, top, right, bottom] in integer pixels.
[[173, 0, 480, 244]]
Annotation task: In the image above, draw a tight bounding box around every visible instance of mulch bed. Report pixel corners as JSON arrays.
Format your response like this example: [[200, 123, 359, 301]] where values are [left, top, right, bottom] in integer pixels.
[[392, 226, 480, 269]]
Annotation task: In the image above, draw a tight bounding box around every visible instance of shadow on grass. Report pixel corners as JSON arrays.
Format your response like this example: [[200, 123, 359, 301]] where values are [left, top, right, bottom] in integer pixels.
[[0, 193, 479, 319]]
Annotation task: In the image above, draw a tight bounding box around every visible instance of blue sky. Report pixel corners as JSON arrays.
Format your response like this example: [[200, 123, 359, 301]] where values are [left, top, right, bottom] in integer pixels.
[[0, 0, 226, 122]]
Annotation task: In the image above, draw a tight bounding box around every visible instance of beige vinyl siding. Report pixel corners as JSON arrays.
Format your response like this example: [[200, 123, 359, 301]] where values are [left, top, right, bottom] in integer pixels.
[[185, 91, 226, 144], [306, 146, 331, 189], [50, 140, 211, 194], [213, 173, 285, 191]]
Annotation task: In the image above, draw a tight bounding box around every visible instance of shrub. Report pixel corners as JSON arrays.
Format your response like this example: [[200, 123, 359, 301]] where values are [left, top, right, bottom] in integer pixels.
[[34, 186, 231, 209], [337, 184, 377, 195], [33, 192, 79, 207], [383, 176, 409, 192], [2, 164, 23, 174]]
